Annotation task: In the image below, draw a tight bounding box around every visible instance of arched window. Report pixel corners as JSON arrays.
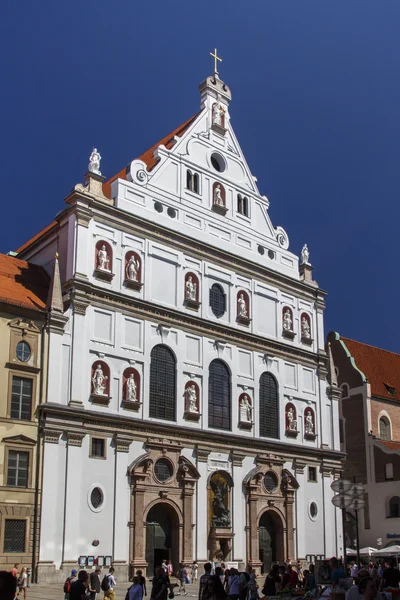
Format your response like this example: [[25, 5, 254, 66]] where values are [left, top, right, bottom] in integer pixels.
[[237, 194, 243, 214], [208, 359, 231, 431], [237, 195, 249, 217], [379, 416, 391, 441], [210, 283, 226, 318], [389, 496, 400, 518], [259, 373, 279, 439], [149, 345, 176, 421], [243, 196, 249, 217], [186, 170, 199, 194]]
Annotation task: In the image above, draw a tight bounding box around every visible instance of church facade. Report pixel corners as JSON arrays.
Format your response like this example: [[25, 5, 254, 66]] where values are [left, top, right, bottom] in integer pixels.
[[17, 65, 343, 582]]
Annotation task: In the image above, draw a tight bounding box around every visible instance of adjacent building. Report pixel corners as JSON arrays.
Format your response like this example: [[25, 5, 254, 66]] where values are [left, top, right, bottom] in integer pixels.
[[328, 332, 400, 551], [17, 67, 344, 583], [0, 254, 49, 572]]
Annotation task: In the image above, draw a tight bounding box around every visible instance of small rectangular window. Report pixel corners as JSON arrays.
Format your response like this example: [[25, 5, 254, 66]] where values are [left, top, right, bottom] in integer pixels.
[[4, 519, 26, 553], [91, 438, 105, 458], [385, 463, 394, 480], [7, 450, 29, 487], [308, 466, 317, 482], [10, 376, 33, 421]]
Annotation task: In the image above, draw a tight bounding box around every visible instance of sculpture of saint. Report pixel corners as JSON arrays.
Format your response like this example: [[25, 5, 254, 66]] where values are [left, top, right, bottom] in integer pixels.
[[127, 255, 140, 282], [305, 410, 314, 434], [92, 364, 108, 396], [301, 316, 311, 339], [97, 245, 110, 271], [286, 406, 297, 431], [283, 309, 293, 331], [240, 395, 252, 423], [210, 479, 231, 527], [185, 276, 197, 301], [186, 384, 199, 413], [214, 184, 224, 206], [237, 293, 247, 317], [301, 243, 310, 265], [213, 102, 225, 127], [88, 147, 102, 175], [126, 373, 137, 402]]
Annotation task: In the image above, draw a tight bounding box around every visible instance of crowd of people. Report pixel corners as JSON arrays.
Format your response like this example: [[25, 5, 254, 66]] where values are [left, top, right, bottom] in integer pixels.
[[0, 563, 28, 600]]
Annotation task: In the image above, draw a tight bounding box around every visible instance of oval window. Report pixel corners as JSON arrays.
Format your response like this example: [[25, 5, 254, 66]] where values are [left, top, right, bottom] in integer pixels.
[[16, 341, 31, 362], [264, 471, 278, 493], [310, 502, 318, 519], [210, 153, 226, 173], [90, 487, 104, 509], [154, 458, 173, 483]]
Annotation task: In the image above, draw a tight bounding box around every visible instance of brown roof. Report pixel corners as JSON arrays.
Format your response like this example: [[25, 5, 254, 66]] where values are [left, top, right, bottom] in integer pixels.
[[377, 440, 400, 451], [102, 112, 200, 198], [0, 254, 50, 312], [341, 336, 400, 401]]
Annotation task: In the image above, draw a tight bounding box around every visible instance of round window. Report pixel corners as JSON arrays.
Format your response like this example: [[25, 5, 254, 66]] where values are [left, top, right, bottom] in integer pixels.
[[90, 487, 104, 509], [264, 471, 278, 493], [16, 341, 31, 362], [154, 458, 173, 483], [310, 502, 318, 519], [210, 153, 226, 173]]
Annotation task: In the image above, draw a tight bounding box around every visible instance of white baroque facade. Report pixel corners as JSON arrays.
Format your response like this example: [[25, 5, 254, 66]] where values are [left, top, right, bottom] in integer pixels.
[[18, 70, 343, 582]]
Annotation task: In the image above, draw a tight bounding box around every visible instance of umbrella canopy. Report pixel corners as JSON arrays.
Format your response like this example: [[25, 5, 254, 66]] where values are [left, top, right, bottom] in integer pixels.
[[346, 548, 357, 555], [372, 545, 400, 556], [359, 547, 377, 555]]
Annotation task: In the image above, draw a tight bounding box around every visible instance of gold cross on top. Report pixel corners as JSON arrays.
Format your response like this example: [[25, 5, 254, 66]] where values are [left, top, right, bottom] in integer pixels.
[[210, 48, 222, 75]]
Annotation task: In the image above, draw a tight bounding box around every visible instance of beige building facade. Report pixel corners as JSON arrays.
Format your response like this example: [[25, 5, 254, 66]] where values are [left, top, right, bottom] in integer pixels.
[[0, 254, 49, 574]]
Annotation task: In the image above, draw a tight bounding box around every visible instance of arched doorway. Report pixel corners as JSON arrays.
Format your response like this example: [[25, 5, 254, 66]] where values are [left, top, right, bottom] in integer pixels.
[[258, 511, 284, 574], [145, 503, 179, 577]]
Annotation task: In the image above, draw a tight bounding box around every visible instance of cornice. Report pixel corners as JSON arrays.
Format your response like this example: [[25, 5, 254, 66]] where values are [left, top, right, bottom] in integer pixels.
[[62, 193, 326, 303], [65, 279, 327, 369], [38, 403, 345, 463]]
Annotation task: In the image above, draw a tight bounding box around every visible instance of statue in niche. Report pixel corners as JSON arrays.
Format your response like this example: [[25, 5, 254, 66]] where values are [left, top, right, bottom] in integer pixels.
[[237, 293, 247, 317], [240, 395, 252, 423], [301, 243, 310, 265], [210, 479, 231, 527], [214, 184, 224, 206], [185, 276, 197, 301], [305, 410, 314, 434], [283, 309, 293, 331], [213, 102, 225, 127], [92, 364, 108, 396], [186, 384, 198, 413], [127, 255, 140, 281], [286, 406, 297, 431], [97, 245, 110, 271], [301, 316, 311, 339], [88, 147, 102, 175], [126, 373, 137, 402]]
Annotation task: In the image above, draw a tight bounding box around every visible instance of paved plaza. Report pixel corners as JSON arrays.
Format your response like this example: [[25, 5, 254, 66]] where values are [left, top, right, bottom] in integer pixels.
[[26, 581, 200, 600]]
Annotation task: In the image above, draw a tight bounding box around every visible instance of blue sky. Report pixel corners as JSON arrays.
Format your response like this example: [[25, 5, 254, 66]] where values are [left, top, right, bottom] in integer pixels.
[[1, 1, 399, 351]]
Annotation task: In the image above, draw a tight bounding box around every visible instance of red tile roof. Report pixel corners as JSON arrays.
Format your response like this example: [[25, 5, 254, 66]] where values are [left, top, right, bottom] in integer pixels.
[[342, 336, 400, 402], [0, 254, 50, 312], [16, 221, 58, 254], [377, 440, 400, 451], [103, 112, 200, 198]]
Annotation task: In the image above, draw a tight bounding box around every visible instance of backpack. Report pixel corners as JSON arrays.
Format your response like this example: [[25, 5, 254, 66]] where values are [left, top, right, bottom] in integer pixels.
[[17, 576, 23, 586], [101, 575, 110, 591], [64, 577, 72, 594]]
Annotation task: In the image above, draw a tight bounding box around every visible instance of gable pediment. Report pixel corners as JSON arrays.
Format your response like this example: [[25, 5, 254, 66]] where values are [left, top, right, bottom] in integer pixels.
[[2, 434, 36, 446]]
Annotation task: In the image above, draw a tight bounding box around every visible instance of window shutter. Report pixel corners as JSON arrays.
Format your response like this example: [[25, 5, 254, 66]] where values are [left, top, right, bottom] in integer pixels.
[[259, 373, 279, 439], [149, 345, 176, 421], [208, 359, 231, 430]]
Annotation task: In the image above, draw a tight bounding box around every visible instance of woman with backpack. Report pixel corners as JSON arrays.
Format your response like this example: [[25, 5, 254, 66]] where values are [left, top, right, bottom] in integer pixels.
[[64, 570, 78, 600]]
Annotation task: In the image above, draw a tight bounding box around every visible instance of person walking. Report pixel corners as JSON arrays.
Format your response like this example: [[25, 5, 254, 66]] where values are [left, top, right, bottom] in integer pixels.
[[16, 567, 27, 600], [150, 566, 170, 600], [10, 564, 19, 579], [199, 563, 213, 600], [192, 562, 199, 584], [178, 563, 187, 596], [101, 567, 116, 600], [227, 568, 240, 600], [70, 571, 89, 600], [64, 569, 78, 600], [0, 571, 18, 600], [136, 569, 147, 597], [89, 567, 101, 600], [129, 576, 144, 600]]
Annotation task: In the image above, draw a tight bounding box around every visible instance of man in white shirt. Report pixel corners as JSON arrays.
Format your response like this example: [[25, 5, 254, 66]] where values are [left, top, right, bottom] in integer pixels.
[[351, 563, 359, 579], [103, 567, 116, 600]]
